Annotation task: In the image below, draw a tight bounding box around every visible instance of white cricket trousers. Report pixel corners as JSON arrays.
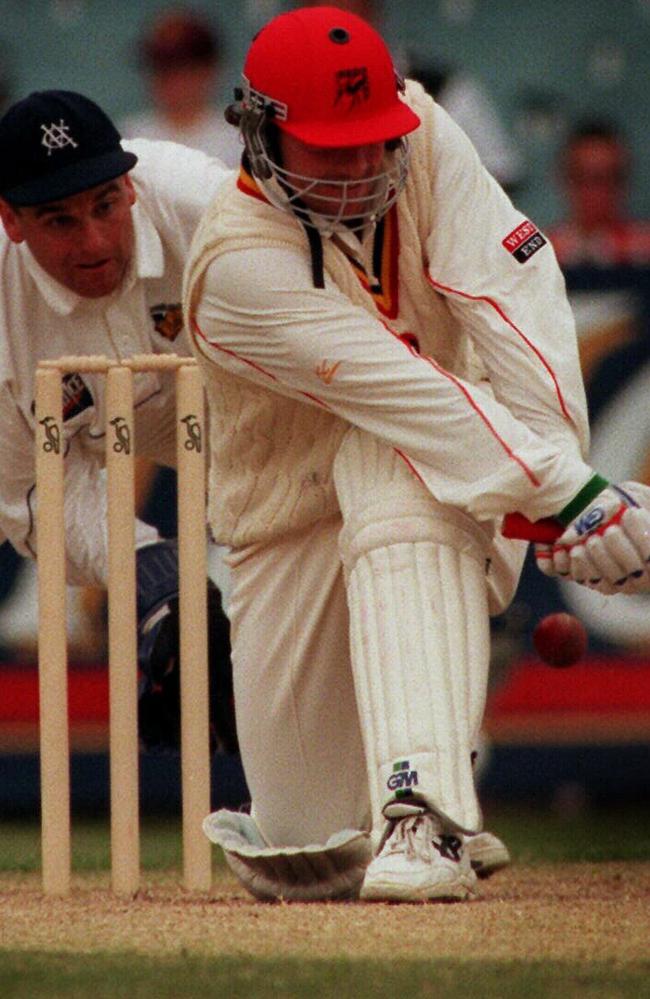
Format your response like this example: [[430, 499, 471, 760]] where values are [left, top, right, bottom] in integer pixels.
[[226, 514, 370, 848], [225, 506, 525, 849]]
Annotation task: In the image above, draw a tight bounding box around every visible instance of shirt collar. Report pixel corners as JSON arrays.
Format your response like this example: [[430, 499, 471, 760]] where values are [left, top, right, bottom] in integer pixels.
[[131, 198, 165, 280], [20, 199, 165, 316]]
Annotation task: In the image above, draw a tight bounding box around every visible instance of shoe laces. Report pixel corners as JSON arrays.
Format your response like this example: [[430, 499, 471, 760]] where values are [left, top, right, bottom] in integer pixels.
[[381, 814, 438, 861], [381, 814, 463, 864]]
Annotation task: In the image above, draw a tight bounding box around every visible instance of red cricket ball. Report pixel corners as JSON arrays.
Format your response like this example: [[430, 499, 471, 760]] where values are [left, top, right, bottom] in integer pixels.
[[532, 612, 588, 668]]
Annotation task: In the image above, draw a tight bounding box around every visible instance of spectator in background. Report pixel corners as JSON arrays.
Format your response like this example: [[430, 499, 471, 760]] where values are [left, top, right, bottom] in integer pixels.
[[120, 7, 242, 167], [405, 57, 525, 196], [548, 119, 650, 268], [297, 0, 378, 18], [119, 7, 239, 642], [539, 119, 650, 652], [297, 1, 524, 194]]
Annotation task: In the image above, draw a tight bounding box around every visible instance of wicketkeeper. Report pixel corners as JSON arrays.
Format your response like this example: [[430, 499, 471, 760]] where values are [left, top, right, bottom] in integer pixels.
[[185, 6, 650, 903], [0, 90, 238, 756]]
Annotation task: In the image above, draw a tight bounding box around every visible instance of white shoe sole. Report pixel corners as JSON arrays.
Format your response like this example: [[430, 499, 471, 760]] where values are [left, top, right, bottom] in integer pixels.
[[465, 833, 511, 879], [360, 872, 476, 902]]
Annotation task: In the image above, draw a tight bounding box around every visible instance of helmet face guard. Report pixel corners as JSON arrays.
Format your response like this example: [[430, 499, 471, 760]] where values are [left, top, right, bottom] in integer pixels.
[[240, 92, 411, 232], [232, 6, 420, 231]]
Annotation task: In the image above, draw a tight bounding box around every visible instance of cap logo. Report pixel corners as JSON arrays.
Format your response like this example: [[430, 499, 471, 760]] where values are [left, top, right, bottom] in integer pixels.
[[334, 67, 369, 109], [40, 119, 79, 156]]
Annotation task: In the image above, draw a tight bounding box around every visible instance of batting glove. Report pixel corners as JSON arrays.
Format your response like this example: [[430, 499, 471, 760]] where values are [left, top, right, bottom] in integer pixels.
[[503, 475, 650, 594]]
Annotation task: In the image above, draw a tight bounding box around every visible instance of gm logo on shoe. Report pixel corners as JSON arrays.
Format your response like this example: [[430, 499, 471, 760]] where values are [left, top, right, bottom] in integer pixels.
[[387, 760, 418, 797]]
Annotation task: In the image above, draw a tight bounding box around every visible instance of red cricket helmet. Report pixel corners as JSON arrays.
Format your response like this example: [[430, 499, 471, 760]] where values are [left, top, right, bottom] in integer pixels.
[[242, 5, 420, 148]]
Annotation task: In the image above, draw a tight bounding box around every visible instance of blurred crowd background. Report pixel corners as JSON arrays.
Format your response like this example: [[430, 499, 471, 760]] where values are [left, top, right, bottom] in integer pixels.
[[1, 0, 649, 224], [1, 0, 649, 815]]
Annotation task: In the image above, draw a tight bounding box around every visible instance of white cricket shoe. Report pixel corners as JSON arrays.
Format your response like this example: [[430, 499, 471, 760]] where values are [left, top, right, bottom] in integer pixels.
[[360, 812, 477, 902], [464, 831, 511, 879]]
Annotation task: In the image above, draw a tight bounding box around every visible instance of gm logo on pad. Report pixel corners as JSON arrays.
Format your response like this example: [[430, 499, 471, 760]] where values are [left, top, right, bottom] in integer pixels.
[[387, 759, 418, 797]]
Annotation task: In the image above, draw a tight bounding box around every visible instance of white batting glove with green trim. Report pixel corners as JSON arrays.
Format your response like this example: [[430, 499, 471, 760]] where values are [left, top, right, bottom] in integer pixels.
[[535, 476, 650, 594]]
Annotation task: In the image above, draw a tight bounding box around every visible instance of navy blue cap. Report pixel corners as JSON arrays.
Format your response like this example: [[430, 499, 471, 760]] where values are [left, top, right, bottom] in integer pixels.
[[0, 90, 138, 206]]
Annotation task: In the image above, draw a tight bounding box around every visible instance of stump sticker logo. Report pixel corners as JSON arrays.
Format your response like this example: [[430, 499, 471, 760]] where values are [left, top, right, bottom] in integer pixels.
[[110, 415, 131, 454]]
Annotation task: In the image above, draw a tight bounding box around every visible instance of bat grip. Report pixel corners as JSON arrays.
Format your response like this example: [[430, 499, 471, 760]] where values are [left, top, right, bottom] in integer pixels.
[[502, 512, 564, 543]]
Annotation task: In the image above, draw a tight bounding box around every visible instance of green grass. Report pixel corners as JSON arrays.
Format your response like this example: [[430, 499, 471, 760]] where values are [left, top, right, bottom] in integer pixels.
[[485, 803, 650, 863], [0, 817, 186, 874], [3, 807, 650, 998], [1, 954, 650, 999], [2, 804, 650, 874]]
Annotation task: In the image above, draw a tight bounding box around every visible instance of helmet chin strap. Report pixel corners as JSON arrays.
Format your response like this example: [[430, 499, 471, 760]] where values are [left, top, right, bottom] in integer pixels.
[[303, 219, 326, 290]]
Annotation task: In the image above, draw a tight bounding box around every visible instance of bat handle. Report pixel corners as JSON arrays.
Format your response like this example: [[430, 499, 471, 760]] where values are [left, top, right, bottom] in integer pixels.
[[502, 512, 564, 543]]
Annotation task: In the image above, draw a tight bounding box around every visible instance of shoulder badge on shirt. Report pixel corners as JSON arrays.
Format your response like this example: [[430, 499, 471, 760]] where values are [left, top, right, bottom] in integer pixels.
[[150, 303, 183, 341], [502, 221, 547, 264]]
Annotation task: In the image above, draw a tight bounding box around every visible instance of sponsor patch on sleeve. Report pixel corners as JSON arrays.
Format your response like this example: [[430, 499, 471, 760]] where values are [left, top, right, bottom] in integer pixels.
[[502, 220, 547, 264]]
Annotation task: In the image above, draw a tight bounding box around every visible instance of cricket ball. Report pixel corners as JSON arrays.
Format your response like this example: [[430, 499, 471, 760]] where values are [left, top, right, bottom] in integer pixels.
[[532, 612, 587, 668]]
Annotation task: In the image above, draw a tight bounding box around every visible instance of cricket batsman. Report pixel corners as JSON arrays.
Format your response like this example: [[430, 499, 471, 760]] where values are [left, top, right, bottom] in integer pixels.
[[185, 6, 650, 902]]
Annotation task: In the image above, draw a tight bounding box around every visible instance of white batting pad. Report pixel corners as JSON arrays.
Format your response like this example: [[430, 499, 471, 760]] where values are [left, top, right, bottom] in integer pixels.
[[203, 809, 372, 902], [334, 429, 491, 835]]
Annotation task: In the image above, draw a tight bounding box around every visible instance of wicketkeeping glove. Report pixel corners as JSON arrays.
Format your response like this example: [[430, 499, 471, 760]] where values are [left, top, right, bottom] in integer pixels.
[[135, 539, 238, 754], [503, 475, 650, 594]]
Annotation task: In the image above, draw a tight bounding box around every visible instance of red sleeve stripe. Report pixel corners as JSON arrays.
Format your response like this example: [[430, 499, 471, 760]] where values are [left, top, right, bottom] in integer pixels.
[[191, 317, 334, 411], [191, 318, 538, 484], [425, 274, 571, 421], [381, 319, 542, 487], [418, 350, 541, 487], [191, 317, 278, 381], [393, 447, 426, 483]]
